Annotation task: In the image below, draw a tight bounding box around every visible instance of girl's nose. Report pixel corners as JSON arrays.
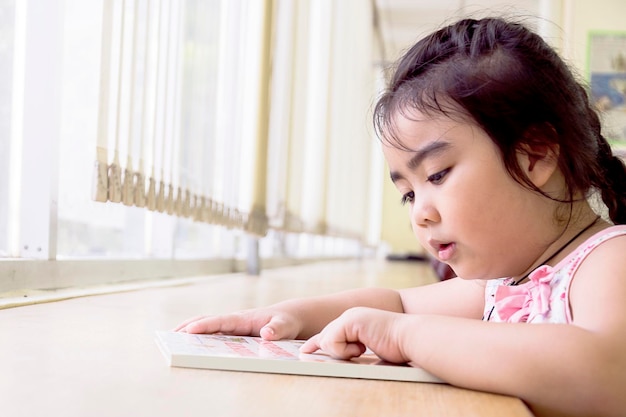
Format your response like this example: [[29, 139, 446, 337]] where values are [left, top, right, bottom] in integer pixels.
[[412, 195, 440, 227]]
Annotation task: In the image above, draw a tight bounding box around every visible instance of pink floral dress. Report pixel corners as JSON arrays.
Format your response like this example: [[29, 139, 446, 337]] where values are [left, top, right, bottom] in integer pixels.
[[483, 225, 626, 323]]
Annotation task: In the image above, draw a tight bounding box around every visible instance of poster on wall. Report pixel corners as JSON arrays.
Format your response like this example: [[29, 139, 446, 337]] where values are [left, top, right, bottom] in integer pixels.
[[588, 31, 626, 158]]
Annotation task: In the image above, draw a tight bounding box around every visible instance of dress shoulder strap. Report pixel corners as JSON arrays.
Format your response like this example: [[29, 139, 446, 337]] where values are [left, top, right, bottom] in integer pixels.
[[563, 225, 626, 276]]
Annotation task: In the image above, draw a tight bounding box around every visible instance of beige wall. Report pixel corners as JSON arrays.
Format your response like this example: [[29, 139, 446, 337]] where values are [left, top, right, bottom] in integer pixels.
[[564, 0, 626, 77]]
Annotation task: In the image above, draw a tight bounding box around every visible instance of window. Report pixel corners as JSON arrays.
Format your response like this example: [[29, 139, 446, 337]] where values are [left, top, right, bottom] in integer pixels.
[[58, 0, 230, 259], [0, 0, 15, 257], [0, 0, 381, 296]]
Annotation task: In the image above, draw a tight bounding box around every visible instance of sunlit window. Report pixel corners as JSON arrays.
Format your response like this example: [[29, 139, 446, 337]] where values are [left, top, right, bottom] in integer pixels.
[[0, 0, 14, 257], [0, 0, 378, 291], [57, 0, 231, 259]]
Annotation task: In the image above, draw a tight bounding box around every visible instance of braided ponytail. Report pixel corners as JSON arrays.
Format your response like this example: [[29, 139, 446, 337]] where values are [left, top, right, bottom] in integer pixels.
[[596, 136, 626, 224]]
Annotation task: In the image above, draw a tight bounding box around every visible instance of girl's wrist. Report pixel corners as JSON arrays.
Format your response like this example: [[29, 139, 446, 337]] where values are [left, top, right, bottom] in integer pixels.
[[396, 313, 425, 366]]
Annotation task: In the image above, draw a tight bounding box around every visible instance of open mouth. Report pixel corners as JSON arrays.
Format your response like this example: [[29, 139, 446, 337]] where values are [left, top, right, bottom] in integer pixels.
[[436, 242, 455, 261]]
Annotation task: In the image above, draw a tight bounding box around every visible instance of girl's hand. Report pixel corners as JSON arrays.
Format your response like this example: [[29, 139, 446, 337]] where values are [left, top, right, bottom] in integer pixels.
[[300, 307, 410, 364], [173, 308, 302, 341]]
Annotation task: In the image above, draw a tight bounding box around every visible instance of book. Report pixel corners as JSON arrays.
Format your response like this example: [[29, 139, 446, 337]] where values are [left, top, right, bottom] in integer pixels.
[[155, 331, 443, 383]]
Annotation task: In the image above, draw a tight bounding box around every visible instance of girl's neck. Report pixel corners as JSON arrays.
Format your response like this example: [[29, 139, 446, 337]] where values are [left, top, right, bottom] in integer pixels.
[[512, 207, 606, 285]]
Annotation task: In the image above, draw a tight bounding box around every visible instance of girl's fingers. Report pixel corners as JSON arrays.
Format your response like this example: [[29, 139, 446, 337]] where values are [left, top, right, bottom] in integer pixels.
[[178, 313, 257, 335], [259, 315, 298, 341], [172, 315, 207, 332], [299, 334, 321, 354], [174, 310, 300, 339], [300, 330, 366, 360]]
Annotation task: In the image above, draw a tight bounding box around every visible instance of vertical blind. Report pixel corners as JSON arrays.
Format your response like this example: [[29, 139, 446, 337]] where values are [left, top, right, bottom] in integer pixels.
[[0, 0, 380, 262], [91, 0, 379, 246]]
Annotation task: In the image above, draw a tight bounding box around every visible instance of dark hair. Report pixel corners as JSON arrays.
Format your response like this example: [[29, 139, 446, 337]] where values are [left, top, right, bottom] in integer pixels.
[[374, 17, 626, 224]]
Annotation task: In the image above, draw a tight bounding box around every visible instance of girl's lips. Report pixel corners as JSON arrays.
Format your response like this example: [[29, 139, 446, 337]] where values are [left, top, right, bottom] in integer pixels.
[[438, 242, 455, 261], [430, 240, 456, 262]]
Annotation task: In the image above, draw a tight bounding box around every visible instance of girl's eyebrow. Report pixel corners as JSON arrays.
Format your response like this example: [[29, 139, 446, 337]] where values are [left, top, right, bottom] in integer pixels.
[[390, 140, 452, 183]]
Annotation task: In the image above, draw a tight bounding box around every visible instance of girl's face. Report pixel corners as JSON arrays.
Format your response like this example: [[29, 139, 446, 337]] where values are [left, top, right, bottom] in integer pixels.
[[383, 109, 558, 280]]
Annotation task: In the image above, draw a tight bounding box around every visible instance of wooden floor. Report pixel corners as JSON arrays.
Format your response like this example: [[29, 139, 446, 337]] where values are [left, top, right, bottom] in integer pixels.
[[0, 259, 533, 417]]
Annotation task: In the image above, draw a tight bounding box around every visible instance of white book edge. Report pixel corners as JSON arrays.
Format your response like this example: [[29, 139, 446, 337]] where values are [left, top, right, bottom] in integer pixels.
[[155, 331, 443, 383]]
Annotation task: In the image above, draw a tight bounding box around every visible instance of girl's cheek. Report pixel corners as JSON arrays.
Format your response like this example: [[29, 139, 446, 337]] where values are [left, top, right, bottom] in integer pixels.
[[412, 229, 432, 253]]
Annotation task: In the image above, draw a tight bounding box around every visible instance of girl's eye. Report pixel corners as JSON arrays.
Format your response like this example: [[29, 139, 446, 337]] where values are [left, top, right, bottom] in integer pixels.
[[427, 168, 450, 185], [400, 191, 414, 206]]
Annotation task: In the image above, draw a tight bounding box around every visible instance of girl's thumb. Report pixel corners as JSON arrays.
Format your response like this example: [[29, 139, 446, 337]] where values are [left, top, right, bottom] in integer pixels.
[[259, 316, 297, 341]]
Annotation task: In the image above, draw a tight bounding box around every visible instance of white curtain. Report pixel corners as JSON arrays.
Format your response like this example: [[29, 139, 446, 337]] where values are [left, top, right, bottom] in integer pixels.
[[92, 0, 378, 245], [93, 0, 247, 229], [267, 0, 378, 241]]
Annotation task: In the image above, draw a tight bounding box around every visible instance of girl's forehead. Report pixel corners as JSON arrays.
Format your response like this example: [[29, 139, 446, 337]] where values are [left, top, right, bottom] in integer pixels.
[[383, 108, 471, 151]]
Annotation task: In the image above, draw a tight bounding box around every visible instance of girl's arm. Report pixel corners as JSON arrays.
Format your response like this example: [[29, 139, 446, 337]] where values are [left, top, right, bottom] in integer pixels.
[[300, 309, 625, 417], [401, 317, 625, 417], [175, 276, 485, 340], [399, 276, 485, 318], [301, 238, 626, 417]]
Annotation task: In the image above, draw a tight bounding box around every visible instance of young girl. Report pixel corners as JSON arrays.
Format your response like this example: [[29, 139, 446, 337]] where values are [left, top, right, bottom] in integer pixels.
[[176, 17, 626, 417]]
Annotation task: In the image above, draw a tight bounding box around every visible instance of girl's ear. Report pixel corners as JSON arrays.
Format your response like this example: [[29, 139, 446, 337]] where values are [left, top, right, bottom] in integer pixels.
[[517, 126, 560, 189]]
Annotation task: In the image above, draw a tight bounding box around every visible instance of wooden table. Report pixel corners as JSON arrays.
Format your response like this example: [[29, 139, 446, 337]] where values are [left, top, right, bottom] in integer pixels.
[[0, 260, 533, 417]]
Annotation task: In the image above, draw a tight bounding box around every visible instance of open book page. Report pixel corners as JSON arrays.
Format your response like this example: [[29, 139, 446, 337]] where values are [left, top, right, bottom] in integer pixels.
[[155, 331, 443, 383]]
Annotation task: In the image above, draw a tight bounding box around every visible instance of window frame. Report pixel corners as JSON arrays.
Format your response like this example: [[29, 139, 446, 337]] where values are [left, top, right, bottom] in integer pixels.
[[0, 0, 375, 301]]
